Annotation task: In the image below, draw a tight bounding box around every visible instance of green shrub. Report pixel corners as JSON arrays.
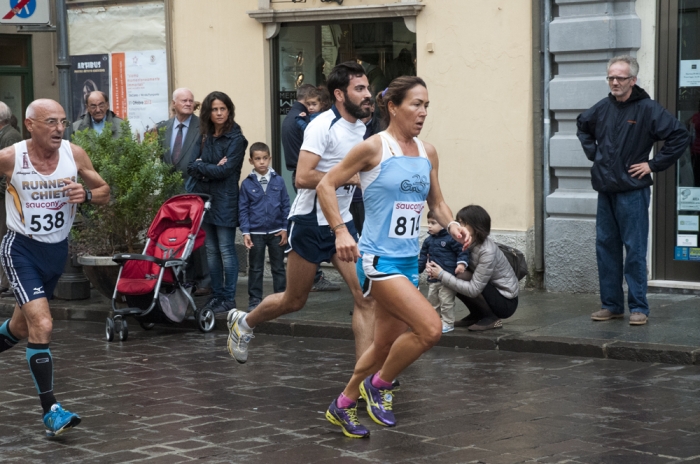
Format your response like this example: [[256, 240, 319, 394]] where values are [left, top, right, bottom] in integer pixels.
[[71, 120, 182, 255]]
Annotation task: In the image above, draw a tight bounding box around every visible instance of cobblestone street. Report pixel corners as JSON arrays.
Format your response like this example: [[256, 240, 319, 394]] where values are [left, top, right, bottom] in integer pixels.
[[2, 320, 700, 463]]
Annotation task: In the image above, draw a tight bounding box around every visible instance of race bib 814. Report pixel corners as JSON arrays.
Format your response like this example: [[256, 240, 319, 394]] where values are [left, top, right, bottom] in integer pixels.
[[389, 201, 423, 239]]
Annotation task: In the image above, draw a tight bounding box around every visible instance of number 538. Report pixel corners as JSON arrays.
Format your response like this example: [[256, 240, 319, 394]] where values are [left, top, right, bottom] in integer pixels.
[[29, 212, 65, 232]]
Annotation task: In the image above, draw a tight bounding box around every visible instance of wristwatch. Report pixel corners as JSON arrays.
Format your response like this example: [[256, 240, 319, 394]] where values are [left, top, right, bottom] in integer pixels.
[[83, 187, 92, 204]]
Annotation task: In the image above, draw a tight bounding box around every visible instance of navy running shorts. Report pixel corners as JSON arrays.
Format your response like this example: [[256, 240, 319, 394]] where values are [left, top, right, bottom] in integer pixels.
[[356, 252, 419, 297], [0, 231, 68, 306], [286, 219, 359, 264]]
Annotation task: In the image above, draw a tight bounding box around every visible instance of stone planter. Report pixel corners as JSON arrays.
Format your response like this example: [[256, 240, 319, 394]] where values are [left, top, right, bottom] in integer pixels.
[[77, 255, 120, 299]]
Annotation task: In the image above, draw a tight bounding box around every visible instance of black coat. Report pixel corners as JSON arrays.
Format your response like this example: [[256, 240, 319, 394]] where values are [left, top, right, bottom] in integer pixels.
[[187, 123, 248, 227], [576, 85, 690, 193], [281, 101, 307, 171]]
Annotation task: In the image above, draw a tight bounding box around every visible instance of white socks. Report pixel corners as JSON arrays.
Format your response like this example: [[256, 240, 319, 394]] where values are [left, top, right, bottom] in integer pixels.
[[239, 315, 252, 332]]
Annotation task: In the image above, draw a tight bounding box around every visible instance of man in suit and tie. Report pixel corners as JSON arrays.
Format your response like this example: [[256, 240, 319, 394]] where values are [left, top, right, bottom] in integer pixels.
[[160, 88, 200, 184], [158, 88, 211, 296]]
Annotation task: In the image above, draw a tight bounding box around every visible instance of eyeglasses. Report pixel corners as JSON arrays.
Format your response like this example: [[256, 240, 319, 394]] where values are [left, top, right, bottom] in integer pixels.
[[88, 103, 107, 110], [30, 118, 70, 129], [606, 76, 634, 82]]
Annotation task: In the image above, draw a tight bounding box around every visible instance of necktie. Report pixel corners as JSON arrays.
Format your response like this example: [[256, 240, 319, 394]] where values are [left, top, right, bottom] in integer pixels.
[[260, 176, 268, 192], [172, 123, 184, 164]]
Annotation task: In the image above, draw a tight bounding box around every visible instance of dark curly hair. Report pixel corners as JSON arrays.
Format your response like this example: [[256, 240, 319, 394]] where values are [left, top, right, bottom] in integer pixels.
[[327, 61, 366, 102]]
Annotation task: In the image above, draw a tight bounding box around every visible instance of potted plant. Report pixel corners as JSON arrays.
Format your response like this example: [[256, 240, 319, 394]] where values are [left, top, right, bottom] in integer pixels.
[[71, 120, 183, 297]]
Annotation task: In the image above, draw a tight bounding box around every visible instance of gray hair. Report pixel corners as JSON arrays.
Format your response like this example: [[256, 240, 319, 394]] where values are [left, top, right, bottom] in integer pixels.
[[607, 55, 639, 77], [0, 101, 11, 125], [172, 87, 193, 101]]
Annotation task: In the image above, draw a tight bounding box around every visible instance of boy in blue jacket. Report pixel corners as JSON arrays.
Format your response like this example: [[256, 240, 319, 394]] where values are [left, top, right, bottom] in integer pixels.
[[239, 142, 291, 311], [418, 210, 470, 333]]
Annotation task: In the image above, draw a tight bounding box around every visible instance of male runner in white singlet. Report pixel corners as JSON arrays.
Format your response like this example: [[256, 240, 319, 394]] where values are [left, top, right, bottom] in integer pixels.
[[226, 62, 375, 364], [0, 99, 109, 437]]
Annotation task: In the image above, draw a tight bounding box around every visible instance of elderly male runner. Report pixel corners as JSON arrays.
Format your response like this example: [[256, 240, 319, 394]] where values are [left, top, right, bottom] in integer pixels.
[[227, 62, 374, 364], [0, 99, 109, 437]]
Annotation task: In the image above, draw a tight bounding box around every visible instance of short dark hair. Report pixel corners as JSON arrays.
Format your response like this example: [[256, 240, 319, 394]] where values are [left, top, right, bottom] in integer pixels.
[[249, 142, 270, 158], [296, 84, 316, 102], [427, 210, 435, 220], [85, 90, 109, 106], [200, 91, 236, 136], [327, 61, 366, 102], [456, 205, 491, 245], [375, 76, 427, 128]]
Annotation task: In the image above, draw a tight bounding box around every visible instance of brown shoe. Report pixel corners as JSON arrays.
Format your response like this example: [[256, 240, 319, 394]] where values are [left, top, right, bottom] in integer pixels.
[[467, 318, 502, 331], [629, 313, 648, 325], [194, 287, 212, 297], [454, 314, 480, 327], [591, 309, 623, 321]]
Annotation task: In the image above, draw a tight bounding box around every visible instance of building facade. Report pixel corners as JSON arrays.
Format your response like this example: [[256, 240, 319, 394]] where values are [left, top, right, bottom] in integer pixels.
[[2, 0, 698, 292]]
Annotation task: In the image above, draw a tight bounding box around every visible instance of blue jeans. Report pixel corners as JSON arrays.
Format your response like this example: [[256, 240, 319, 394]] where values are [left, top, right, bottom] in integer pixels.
[[248, 233, 286, 301], [596, 187, 650, 316], [202, 223, 238, 302]]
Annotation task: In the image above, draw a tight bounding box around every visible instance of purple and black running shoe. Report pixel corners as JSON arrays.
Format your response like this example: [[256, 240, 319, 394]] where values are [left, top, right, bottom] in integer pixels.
[[326, 399, 370, 438], [359, 375, 396, 427]]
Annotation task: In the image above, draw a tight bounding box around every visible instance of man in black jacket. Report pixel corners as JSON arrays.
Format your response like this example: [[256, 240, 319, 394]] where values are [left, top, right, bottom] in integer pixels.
[[577, 55, 690, 326]]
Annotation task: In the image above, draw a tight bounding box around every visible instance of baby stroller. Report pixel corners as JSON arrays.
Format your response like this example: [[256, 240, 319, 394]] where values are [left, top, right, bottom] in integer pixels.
[[105, 193, 213, 342]]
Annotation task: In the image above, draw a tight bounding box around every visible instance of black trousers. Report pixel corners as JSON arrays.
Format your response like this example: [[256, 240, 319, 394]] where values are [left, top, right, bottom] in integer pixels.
[[456, 282, 518, 321]]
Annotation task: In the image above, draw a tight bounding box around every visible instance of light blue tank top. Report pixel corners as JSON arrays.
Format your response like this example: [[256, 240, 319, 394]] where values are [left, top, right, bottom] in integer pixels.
[[358, 132, 432, 258]]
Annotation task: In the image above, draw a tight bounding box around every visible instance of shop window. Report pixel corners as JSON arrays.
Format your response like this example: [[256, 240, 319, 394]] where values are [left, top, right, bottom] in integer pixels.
[[274, 19, 416, 198]]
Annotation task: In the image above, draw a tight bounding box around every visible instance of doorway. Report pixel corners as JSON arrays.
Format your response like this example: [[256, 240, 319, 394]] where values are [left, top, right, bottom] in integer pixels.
[[0, 34, 33, 139]]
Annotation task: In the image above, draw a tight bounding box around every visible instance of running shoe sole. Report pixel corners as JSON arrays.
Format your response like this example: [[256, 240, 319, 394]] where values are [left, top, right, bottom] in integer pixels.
[[325, 409, 370, 438]]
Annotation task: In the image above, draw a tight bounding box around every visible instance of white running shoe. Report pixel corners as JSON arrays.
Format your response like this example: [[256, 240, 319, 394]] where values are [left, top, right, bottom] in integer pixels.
[[227, 309, 254, 364]]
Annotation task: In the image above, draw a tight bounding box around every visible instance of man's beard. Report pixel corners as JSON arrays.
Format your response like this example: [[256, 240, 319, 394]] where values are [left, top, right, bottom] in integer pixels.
[[343, 92, 371, 119]]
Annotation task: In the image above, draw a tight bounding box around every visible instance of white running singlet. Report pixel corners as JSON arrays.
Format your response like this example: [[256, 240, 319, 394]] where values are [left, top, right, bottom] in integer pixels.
[[6, 140, 78, 243], [288, 105, 366, 226]]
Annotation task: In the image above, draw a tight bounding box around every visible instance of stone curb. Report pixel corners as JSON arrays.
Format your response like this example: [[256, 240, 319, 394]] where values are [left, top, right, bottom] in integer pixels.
[[3, 301, 699, 366]]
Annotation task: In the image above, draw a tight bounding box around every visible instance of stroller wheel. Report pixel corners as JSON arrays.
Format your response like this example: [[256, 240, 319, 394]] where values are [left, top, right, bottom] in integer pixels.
[[139, 321, 155, 331], [118, 319, 129, 342], [197, 308, 215, 333], [105, 318, 115, 342]]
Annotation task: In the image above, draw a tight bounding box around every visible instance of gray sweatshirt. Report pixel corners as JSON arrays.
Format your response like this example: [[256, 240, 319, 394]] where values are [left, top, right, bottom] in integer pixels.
[[438, 236, 518, 299]]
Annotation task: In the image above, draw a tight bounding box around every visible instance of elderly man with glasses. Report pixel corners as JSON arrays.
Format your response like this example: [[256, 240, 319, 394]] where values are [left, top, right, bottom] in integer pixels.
[[72, 90, 124, 139], [577, 55, 690, 326], [0, 99, 109, 437]]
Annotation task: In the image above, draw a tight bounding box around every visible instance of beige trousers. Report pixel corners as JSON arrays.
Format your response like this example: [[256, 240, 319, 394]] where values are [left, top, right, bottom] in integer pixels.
[[427, 281, 457, 326]]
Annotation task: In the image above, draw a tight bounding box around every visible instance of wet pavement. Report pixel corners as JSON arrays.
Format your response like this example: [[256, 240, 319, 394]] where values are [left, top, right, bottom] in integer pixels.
[[2, 279, 700, 365], [2, 320, 700, 463]]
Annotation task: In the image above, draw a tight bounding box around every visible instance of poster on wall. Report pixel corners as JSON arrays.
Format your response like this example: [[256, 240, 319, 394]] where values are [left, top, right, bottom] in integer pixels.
[[680, 60, 700, 88], [69, 54, 110, 121], [111, 49, 168, 138]]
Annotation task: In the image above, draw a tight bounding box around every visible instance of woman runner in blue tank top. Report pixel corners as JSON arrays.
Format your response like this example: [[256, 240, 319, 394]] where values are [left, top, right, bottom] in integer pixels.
[[317, 77, 471, 438]]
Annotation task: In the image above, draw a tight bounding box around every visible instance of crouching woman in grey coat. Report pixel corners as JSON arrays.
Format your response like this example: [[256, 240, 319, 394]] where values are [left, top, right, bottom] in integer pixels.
[[426, 205, 518, 331]]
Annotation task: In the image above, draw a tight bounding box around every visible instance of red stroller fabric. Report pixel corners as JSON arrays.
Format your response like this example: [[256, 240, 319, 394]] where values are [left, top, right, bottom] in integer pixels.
[[116, 195, 206, 296]]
